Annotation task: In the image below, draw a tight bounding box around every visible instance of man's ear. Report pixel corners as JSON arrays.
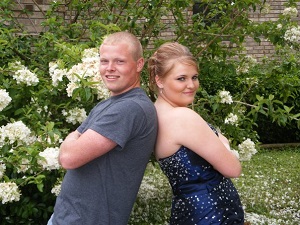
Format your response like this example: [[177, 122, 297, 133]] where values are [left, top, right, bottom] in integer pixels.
[[155, 75, 164, 89], [136, 58, 145, 72]]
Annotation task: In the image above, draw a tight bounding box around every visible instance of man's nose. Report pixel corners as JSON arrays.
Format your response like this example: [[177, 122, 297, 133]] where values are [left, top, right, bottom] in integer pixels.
[[106, 62, 115, 71]]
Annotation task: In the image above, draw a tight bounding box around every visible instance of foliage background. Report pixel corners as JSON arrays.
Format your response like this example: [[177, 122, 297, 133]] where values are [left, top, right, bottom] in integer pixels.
[[0, 0, 300, 224]]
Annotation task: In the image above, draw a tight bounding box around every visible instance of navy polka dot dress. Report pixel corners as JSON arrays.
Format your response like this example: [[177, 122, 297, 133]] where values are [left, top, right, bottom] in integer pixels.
[[158, 126, 244, 225]]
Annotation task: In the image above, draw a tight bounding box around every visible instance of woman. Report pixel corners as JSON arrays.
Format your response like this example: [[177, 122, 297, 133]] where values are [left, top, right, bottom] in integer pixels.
[[148, 42, 244, 225]]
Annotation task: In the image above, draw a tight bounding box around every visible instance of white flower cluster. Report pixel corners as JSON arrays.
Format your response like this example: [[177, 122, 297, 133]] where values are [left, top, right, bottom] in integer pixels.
[[17, 158, 31, 174], [277, 24, 282, 29], [49, 61, 67, 87], [0, 121, 36, 148], [261, 3, 270, 14], [49, 48, 109, 100], [62, 107, 87, 125], [284, 26, 300, 44], [236, 55, 257, 74], [245, 77, 258, 86], [0, 89, 12, 112], [82, 48, 99, 63], [51, 181, 62, 196], [46, 133, 62, 145], [219, 90, 233, 104], [238, 138, 257, 161], [0, 182, 21, 204], [0, 163, 6, 179], [224, 113, 238, 126], [282, 7, 298, 18], [38, 147, 60, 170], [10, 61, 39, 86]]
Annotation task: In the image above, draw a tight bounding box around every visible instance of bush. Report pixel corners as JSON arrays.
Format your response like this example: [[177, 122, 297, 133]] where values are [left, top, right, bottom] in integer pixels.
[[0, 0, 299, 223]]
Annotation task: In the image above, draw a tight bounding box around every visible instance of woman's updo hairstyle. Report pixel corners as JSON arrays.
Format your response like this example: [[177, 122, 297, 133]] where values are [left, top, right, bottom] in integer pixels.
[[148, 42, 198, 92]]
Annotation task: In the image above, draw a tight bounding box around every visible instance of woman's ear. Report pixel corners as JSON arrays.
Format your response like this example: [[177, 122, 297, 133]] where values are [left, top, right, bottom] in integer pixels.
[[155, 75, 164, 89]]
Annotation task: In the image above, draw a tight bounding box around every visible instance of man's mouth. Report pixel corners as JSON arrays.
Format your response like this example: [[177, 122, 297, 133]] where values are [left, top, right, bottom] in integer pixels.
[[105, 75, 119, 79]]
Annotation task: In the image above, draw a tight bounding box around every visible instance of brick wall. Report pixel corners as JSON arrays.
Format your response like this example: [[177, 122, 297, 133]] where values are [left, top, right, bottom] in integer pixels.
[[11, 0, 300, 60], [246, 1, 300, 60]]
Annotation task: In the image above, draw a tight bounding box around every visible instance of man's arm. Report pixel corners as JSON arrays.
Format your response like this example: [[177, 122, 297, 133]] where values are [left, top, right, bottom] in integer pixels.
[[59, 129, 117, 169]]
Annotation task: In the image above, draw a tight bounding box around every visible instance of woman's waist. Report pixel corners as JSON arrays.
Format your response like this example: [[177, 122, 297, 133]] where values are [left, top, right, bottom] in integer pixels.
[[172, 175, 229, 196]]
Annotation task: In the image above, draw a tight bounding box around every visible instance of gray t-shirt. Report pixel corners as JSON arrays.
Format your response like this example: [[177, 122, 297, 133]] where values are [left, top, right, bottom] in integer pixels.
[[52, 88, 157, 225]]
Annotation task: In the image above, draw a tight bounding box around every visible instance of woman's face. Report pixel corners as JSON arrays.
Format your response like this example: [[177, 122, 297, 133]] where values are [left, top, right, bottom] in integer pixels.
[[158, 62, 199, 107]]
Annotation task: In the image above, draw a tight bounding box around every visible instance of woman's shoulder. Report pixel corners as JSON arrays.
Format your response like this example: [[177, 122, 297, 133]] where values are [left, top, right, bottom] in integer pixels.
[[161, 106, 197, 118], [157, 107, 205, 134], [170, 107, 203, 123]]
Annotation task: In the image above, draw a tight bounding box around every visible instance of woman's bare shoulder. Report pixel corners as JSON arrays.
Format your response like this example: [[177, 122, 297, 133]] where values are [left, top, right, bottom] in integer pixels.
[[167, 107, 199, 119]]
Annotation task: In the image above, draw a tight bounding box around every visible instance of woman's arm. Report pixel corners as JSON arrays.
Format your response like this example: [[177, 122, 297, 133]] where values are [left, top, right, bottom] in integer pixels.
[[173, 108, 242, 178]]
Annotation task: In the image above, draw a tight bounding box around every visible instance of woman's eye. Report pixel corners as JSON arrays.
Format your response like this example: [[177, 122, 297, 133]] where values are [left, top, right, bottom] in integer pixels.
[[192, 76, 199, 80], [178, 77, 185, 81]]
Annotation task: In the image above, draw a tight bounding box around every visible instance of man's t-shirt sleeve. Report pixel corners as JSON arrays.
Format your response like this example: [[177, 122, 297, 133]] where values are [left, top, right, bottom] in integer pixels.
[[80, 100, 145, 148]]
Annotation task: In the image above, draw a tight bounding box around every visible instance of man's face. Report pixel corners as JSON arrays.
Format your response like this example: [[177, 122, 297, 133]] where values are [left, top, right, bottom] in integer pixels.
[[99, 43, 144, 96]]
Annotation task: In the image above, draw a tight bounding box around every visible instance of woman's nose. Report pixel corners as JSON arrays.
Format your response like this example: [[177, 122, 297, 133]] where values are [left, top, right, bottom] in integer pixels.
[[187, 79, 196, 88]]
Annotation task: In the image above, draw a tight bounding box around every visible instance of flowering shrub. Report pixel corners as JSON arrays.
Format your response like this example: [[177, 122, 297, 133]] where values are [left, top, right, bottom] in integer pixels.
[[0, 182, 21, 204], [0, 89, 12, 111], [0, 0, 300, 224], [0, 44, 109, 223]]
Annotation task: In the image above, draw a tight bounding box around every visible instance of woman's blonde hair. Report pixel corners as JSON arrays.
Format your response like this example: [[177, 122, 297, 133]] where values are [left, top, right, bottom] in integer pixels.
[[148, 42, 198, 91]]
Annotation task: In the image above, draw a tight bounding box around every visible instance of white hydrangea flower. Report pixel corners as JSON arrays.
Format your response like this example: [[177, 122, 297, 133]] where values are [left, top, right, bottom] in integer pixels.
[[49, 61, 67, 87], [284, 26, 300, 43], [0, 182, 21, 204], [10, 61, 39, 86], [282, 7, 298, 18], [51, 181, 62, 196], [65, 107, 87, 125], [0, 89, 12, 112], [0, 121, 36, 148], [245, 77, 258, 86], [261, 3, 270, 14], [66, 63, 87, 83], [46, 133, 63, 145], [82, 48, 99, 63], [17, 158, 30, 174], [224, 113, 239, 126], [38, 147, 60, 170], [66, 82, 80, 97], [244, 55, 257, 65], [0, 163, 6, 179], [65, 48, 109, 99], [236, 55, 257, 75], [219, 90, 233, 104], [238, 138, 257, 161], [91, 72, 110, 100], [236, 65, 249, 74]]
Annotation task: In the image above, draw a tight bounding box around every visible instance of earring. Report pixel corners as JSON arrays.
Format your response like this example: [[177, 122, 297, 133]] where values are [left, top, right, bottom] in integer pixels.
[[159, 88, 163, 94]]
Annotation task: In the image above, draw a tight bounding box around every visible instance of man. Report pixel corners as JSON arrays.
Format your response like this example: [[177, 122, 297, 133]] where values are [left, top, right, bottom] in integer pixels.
[[48, 31, 158, 225]]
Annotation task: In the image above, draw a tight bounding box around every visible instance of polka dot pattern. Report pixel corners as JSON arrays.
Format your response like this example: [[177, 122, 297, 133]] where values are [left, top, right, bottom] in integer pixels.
[[158, 146, 244, 225]]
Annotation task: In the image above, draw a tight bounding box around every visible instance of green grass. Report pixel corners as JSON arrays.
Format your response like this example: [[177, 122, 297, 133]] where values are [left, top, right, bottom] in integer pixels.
[[234, 147, 300, 225], [128, 147, 300, 225]]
